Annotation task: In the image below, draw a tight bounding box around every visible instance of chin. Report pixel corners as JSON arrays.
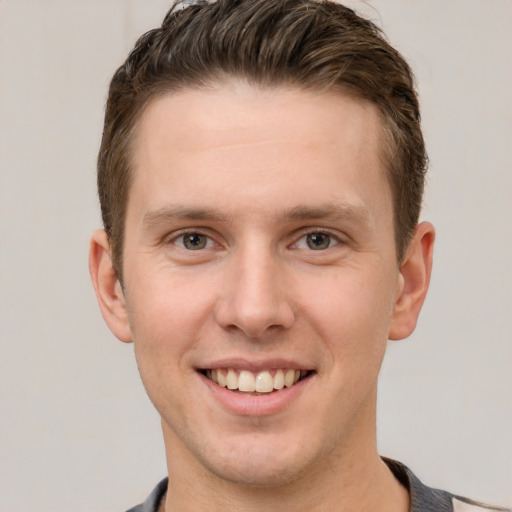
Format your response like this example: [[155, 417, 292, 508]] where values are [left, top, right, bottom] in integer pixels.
[[193, 432, 319, 488], [204, 455, 305, 488]]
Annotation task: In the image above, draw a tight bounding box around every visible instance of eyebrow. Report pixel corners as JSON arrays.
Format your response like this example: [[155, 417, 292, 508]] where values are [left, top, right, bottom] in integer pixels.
[[142, 203, 370, 227], [143, 206, 232, 226], [283, 204, 370, 225]]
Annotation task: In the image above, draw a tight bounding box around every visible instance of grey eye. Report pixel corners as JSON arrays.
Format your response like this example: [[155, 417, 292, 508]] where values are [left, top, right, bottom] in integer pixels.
[[306, 233, 332, 250], [180, 233, 209, 250]]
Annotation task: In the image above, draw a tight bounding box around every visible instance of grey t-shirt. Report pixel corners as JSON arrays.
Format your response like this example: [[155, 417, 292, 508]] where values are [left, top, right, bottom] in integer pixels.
[[126, 459, 508, 512]]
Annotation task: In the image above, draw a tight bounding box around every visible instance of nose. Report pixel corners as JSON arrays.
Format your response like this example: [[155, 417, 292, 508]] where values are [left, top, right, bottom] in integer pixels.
[[214, 246, 295, 339]]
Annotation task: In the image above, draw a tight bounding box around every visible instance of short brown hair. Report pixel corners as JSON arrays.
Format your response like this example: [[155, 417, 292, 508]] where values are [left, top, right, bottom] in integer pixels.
[[98, 0, 427, 279]]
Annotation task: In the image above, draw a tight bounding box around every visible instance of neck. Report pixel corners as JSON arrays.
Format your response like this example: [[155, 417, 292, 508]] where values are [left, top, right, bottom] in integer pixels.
[[161, 408, 409, 512], [163, 450, 408, 512]]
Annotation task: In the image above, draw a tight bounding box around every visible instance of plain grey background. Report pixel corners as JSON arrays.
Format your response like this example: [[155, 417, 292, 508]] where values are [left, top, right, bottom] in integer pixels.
[[0, 1, 511, 511]]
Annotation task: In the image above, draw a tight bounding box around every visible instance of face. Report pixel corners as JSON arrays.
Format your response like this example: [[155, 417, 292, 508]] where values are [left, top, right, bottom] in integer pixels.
[[94, 82, 429, 488]]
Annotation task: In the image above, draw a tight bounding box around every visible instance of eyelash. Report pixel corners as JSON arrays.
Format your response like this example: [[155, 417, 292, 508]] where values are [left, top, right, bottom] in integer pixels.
[[171, 230, 217, 251], [292, 229, 342, 251], [168, 228, 343, 252]]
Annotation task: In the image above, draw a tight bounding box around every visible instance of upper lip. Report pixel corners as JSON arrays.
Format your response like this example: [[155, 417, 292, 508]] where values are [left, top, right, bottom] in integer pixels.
[[196, 357, 314, 372]]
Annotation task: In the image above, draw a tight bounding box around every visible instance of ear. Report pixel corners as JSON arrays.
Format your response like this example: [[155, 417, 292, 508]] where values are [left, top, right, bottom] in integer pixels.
[[89, 229, 132, 343], [388, 221, 435, 340]]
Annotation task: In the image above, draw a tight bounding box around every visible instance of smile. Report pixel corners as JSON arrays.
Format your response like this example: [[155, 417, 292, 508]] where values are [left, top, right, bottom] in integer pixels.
[[202, 368, 311, 393]]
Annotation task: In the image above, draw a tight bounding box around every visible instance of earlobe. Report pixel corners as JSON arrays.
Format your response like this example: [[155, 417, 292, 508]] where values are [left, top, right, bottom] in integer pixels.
[[88, 229, 132, 343], [388, 221, 435, 341]]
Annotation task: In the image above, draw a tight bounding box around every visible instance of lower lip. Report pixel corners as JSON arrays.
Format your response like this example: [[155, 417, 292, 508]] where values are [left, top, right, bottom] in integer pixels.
[[200, 373, 311, 416]]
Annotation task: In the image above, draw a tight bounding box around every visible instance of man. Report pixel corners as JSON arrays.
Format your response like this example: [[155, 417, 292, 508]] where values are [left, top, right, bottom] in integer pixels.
[[88, 1, 507, 511]]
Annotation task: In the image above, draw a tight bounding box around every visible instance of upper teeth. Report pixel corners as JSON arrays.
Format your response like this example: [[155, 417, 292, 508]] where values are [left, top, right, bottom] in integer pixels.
[[206, 368, 306, 393]]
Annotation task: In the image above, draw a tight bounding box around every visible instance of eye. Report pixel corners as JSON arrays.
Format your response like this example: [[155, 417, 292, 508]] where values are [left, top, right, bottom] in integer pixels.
[[175, 233, 213, 250], [295, 232, 339, 250]]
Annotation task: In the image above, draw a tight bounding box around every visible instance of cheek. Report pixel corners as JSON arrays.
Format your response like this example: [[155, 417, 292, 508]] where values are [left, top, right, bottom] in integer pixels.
[[126, 271, 216, 368], [126, 275, 215, 417], [300, 268, 395, 367]]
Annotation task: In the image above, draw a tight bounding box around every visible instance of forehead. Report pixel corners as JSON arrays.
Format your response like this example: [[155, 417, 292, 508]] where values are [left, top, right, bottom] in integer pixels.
[[129, 82, 392, 223], [134, 82, 384, 155]]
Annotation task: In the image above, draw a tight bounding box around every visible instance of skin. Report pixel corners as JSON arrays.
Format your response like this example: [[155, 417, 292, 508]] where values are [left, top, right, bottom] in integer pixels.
[[90, 82, 434, 511]]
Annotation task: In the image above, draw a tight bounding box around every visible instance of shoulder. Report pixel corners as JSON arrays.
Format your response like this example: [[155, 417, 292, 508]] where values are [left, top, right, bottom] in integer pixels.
[[452, 498, 511, 512], [125, 467, 510, 512], [383, 458, 510, 512], [124, 478, 168, 512]]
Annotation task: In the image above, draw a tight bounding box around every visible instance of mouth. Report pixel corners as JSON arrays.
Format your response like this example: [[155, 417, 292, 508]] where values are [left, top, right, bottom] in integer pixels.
[[200, 368, 313, 394]]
